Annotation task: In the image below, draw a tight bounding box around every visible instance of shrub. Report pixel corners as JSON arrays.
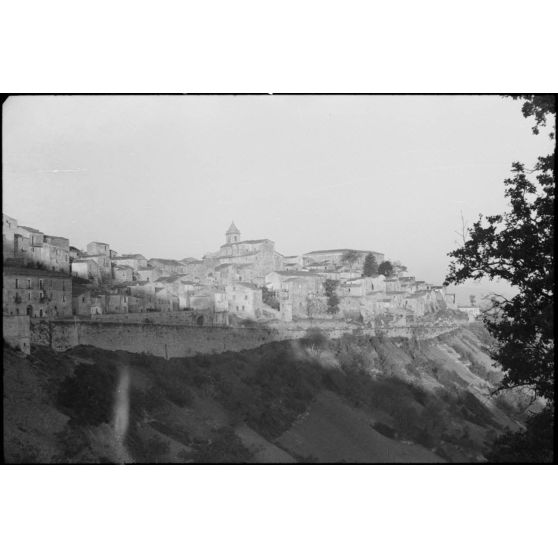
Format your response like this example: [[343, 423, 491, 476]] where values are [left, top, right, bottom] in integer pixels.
[[191, 427, 252, 463], [57, 362, 117, 426]]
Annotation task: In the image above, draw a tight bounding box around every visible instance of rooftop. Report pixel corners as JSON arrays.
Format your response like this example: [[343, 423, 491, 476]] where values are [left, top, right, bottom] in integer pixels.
[[226, 221, 240, 234], [3, 266, 69, 278], [20, 226, 44, 234], [234, 282, 260, 291], [154, 275, 185, 283], [304, 249, 383, 255], [149, 258, 182, 266], [221, 238, 271, 247], [44, 235, 69, 241], [274, 270, 321, 277]]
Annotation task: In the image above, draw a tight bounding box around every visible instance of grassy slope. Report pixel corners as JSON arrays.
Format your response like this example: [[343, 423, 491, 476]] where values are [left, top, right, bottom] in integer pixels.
[[3, 324, 525, 464]]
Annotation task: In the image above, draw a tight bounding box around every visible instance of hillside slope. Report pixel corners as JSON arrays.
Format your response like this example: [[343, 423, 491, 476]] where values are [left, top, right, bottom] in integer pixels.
[[3, 324, 533, 463]]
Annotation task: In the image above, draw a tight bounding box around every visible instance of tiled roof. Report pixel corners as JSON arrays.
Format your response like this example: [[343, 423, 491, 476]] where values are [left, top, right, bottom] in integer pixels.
[[226, 221, 240, 234], [275, 271, 321, 277], [236, 282, 260, 290], [149, 258, 182, 265], [20, 226, 44, 234], [154, 275, 184, 283], [221, 239, 270, 247], [305, 248, 381, 255]]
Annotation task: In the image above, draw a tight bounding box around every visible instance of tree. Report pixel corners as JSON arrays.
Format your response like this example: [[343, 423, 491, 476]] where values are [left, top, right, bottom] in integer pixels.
[[324, 279, 340, 314], [378, 260, 394, 277], [341, 250, 360, 273], [445, 95, 554, 462], [363, 252, 378, 276]]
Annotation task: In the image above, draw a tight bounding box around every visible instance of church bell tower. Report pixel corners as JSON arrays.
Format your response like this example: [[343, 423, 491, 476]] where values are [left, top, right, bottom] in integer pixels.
[[226, 221, 240, 244]]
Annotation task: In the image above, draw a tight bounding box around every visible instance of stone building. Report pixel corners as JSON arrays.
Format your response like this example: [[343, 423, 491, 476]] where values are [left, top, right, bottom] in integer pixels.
[[136, 266, 160, 283], [72, 284, 95, 316], [113, 254, 148, 270], [153, 275, 193, 309], [202, 223, 285, 285], [283, 255, 303, 271], [71, 258, 101, 283], [265, 270, 323, 292], [179, 258, 206, 282], [87, 241, 110, 257], [81, 253, 111, 279], [302, 249, 384, 271], [3, 219, 71, 273], [148, 258, 187, 276], [3, 266, 72, 318], [119, 281, 156, 311], [225, 283, 263, 319], [154, 286, 180, 312], [403, 293, 426, 316], [105, 292, 129, 314], [2, 214, 19, 260], [113, 265, 134, 284], [457, 305, 481, 322]]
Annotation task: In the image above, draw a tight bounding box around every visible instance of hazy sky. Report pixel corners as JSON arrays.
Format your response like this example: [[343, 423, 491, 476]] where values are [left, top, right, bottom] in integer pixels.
[[2, 95, 552, 289]]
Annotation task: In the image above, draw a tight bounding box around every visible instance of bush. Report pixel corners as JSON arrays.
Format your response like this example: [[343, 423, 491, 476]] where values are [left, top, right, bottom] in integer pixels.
[[57, 362, 117, 426], [486, 405, 554, 463], [191, 427, 252, 463]]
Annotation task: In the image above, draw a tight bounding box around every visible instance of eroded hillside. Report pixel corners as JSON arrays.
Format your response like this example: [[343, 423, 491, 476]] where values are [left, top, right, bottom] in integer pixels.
[[3, 324, 537, 463]]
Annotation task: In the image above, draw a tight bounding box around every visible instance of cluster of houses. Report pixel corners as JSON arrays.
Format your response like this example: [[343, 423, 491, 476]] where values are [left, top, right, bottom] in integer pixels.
[[3, 215, 476, 325]]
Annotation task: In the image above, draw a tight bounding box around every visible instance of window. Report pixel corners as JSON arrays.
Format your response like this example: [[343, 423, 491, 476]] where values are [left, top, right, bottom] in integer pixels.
[[62, 296, 66, 303], [39, 279, 43, 289], [82, 296, 85, 303], [15, 279, 19, 289], [242, 305, 245, 311], [27, 279, 31, 289], [28, 293, 31, 301], [16, 308, 19, 315], [244, 295, 248, 300]]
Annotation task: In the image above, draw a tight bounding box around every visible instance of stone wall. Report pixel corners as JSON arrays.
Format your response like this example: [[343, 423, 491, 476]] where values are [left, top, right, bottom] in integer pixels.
[[29, 317, 461, 358]]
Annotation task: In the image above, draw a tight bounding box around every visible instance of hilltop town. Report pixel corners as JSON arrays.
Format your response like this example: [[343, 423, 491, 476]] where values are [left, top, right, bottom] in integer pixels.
[[3, 215, 481, 354]]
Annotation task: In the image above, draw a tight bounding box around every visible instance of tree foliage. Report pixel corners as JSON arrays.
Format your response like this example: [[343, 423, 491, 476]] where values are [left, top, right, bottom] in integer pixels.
[[485, 406, 554, 463], [378, 260, 394, 277], [363, 252, 378, 276], [445, 95, 555, 462], [341, 250, 360, 271], [57, 363, 117, 426], [324, 279, 340, 314]]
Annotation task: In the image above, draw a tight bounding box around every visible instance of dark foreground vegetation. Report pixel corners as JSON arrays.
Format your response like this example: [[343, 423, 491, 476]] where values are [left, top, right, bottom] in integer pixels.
[[446, 95, 555, 463], [4, 322, 547, 464]]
